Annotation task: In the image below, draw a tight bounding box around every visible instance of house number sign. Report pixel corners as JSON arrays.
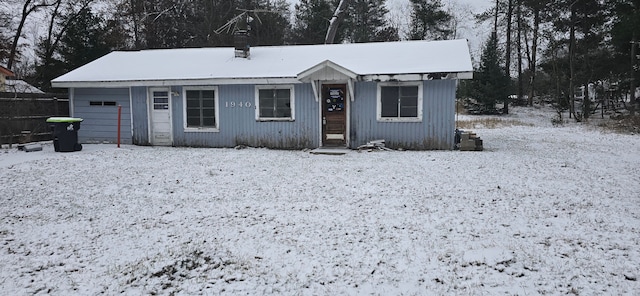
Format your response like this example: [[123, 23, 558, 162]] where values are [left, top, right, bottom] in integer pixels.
[[225, 101, 252, 108]]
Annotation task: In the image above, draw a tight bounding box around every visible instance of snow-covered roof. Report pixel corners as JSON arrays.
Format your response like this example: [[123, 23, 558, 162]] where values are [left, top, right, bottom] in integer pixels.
[[4, 79, 44, 94], [51, 39, 473, 88]]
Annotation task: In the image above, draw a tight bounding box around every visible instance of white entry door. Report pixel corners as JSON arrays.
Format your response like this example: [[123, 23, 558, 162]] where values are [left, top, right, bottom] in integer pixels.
[[149, 88, 172, 146]]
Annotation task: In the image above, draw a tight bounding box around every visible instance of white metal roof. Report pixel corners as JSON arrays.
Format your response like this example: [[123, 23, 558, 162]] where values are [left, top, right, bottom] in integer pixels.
[[51, 39, 473, 88]]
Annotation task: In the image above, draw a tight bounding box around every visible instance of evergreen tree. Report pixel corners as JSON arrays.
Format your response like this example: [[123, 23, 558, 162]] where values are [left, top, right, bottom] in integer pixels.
[[610, 0, 640, 108], [473, 32, 509, 112], [291, 0, 334, 44], [58, 8, 115, 70], [34, 7, 123, 91], [407, 0, 453, 40], [341, 0, 398, 43], [244, 0, 291, 46], [548, 0, 607, 119]]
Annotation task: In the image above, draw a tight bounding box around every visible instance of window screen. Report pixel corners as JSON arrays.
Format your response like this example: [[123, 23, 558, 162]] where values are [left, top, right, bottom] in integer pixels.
[[186, 90, 216, 128], [259, 88, 291, 118], [380, 86, 419, 118]]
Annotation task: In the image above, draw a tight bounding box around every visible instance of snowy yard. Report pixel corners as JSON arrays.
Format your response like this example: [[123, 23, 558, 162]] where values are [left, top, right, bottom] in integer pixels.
[[1, 107, 639, 295]]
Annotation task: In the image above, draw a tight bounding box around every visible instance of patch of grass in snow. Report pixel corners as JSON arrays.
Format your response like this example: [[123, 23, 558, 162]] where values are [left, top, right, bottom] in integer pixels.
[[109, 245, 254, 295], [456, 117, 534, 129]]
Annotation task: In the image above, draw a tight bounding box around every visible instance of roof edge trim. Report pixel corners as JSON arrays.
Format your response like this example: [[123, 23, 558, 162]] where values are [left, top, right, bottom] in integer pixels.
[[51, 77, 301, 88]]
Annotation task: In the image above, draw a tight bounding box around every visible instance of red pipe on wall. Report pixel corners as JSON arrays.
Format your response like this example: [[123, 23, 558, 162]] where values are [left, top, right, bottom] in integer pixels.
[[117, 105, 122, 148]]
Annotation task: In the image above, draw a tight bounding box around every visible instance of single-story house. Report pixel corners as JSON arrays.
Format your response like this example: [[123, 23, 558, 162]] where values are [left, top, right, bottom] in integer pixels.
[[51, 39, 473, 150]]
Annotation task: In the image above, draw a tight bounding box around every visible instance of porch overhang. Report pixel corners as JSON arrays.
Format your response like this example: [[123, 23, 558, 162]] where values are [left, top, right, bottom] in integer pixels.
[[297, 60, 358, 83], [297, 60, 358, 102]]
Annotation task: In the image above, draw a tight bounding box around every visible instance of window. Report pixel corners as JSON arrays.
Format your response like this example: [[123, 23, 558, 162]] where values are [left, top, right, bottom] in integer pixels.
[[255, 85, 295, 121], [90, 101, 117, 106], [184, 87, 218, 131], [153, 91, 169, 110], [377, 83, 422, 122]]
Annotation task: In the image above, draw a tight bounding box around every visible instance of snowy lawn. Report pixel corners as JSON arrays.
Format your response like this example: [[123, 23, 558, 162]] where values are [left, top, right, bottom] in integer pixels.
[[1, 107, 639, 295]]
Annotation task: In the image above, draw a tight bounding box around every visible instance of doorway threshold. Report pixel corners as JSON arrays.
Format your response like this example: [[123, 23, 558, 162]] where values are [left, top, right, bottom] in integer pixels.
[[309, 147, 350, 155]]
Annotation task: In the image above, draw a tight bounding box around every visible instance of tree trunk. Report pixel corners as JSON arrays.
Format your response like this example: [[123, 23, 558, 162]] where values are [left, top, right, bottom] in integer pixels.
[[528, 6, 539, 106], [516, 0, 523, 107], [569, 7, 576, 120], [7, 0, 34, 70], [503, 0, 512, 114], [130, 0, 142, 49], [494, 0, 499, 33], [325, 0, 351, 44], [631, 33, 637, 116]]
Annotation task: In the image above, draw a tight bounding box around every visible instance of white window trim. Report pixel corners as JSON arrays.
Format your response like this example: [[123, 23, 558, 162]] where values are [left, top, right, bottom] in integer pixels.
[[183, 86, 220, 132], [255, 85, 295, 121], [376, 81, 423, 122]]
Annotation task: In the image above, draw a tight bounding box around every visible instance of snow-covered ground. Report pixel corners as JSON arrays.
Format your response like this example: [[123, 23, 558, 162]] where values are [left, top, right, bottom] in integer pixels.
[[1, 107, 639, 295]]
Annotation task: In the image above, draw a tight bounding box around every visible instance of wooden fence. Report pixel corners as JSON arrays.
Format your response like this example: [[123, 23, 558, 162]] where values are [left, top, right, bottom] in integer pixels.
[[0, 92, 69, 145]]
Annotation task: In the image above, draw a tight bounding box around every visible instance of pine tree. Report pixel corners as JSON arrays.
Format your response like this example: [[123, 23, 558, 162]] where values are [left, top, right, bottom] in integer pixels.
[[407, 0, 453, 40], [34, 6, 125, 91], [610, 0, 640, 110], [341, 0, 398, 43], [473, 32, 509, 112], [291, 0, 334, 44], [245, 0, 291, 46]]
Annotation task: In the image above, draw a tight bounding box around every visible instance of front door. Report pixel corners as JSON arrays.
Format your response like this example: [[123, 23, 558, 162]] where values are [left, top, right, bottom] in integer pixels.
[[322, 84, 347, 146], [149, 88, 172, 146]]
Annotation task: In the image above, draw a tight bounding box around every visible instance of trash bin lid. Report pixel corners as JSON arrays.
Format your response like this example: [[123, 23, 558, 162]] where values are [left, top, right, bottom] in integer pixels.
[[46, 117, 83, 123]]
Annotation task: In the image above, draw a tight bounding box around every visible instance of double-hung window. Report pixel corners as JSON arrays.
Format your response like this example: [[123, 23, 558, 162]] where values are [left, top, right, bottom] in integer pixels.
[[377, 82, 422, 122], [255, 85, 295, 121], [184, 87, 219, 131]]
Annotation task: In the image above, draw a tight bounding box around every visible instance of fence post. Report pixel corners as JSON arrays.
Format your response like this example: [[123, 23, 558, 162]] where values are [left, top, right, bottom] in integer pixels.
[[117, 105, 122, 148]]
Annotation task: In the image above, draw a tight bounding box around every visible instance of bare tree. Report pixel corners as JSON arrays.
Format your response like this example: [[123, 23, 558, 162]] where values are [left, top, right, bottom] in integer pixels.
[[7, 0, 58, 70]]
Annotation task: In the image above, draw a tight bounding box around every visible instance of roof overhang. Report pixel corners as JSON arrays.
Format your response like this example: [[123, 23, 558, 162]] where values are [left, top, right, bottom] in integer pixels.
[[51, 77, 301, 88], [359, 71, 473, 82], [51, 71, 473, 88]]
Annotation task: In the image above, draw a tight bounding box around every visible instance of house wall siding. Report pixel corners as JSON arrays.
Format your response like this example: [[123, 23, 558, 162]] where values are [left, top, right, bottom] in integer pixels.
[[131, 86, 149, 145], [350, 80, 455, 150], [73, 88, 132, 144], [84, 80, 456, 150], [171, 83, 319, 149]]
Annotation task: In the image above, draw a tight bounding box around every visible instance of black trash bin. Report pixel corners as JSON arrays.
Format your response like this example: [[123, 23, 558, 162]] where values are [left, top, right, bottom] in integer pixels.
[[46, 117, 83, 152]]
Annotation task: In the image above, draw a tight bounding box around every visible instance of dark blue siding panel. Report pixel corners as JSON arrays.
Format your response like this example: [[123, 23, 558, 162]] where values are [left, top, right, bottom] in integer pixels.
[[131, 86, 149, 145], [171, 84, 319, 149], [350, 80, 455, 150], [73, 88, 132, 144]]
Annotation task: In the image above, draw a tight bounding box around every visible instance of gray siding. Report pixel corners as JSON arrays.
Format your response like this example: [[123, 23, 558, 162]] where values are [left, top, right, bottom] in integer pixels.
[[118, 80, 456, 150], [131, 86, 149, 145], [171, 84, 319, 149], [73, 88, 132, 144], [350, 80, 455, 150]]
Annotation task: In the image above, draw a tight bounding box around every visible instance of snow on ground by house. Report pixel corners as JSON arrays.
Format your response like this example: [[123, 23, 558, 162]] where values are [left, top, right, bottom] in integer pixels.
[[1, 107, 639, 295]]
